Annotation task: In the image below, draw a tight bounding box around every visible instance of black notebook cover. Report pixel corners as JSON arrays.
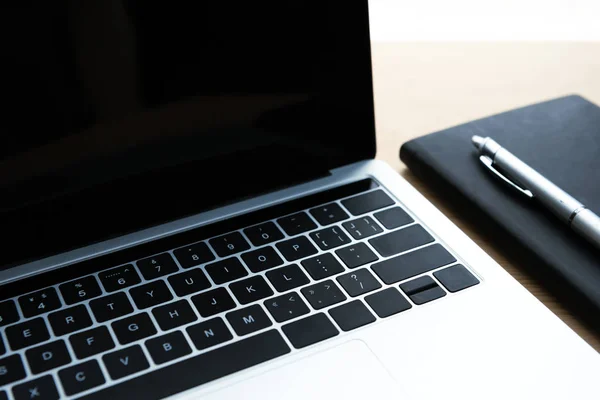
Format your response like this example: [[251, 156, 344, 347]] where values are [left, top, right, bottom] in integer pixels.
[[400, 95, 600, 330]]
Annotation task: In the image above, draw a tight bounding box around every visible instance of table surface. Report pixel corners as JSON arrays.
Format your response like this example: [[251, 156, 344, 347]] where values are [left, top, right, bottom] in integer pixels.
[[371, 42, 600, 352]]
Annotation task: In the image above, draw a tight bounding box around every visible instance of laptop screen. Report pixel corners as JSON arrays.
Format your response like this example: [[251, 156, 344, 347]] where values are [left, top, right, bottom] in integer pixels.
[[0, 2, 375, 270]]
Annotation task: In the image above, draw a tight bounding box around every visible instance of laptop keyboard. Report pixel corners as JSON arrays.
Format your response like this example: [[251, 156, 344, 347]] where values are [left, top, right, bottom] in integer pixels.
[[0, 179, 480, 399]]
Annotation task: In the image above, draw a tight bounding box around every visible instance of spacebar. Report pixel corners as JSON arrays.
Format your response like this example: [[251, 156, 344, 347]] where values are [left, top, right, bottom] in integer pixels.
[[79, 330, 290, 400]]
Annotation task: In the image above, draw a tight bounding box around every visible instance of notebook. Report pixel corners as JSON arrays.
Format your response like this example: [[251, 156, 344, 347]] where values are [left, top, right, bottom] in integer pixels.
[[400, 94, 600, 331]]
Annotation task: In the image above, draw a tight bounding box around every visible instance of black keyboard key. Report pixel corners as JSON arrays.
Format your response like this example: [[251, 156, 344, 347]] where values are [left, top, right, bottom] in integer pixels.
[[329, 300, 376, 332], [26, 340, 71, 374], [372, 244, 456, 284], [266, 264, 310, 293], [187, 318, 233, 351], [434, 265, 480, 293], [89, 293, 133, 323], [0, 300, 20, 327], [137, 253, 179, 280], [400, 276, 446, 305], [282, 313, 339, 349], [365, 288, 412, 318], [191, 288, 236, 318], [205, 257, 248, 284], [112, 313, 157, 345], [18, 288, 61, 318], [369, 225, 434, 258], [168, 269, 211, 297], [243, 222, 284, 247], [0, 354, 26, 386], [0, 391, 6, 400], [241, 246, 283, 273], [70, 326, 115, 359], [226, 305, 272, 336], [209, 232, 250, 257], [336, 269, 382, 297], [277, 212, 317, 236], [309, 203, 349, 226], [48, 305, 93, 336], [0, 336, 4, 355], [342, 216, 383, 240], [99, 264, 141, 292], [301, 280, 346, 310], [276, 236, 318, 262], [12, 375, 59, 400], [103, 345, 150, 380], [146, 331, 192, 365], [129, 280, 173, 309], [59, 276, 102, 305], [301, 253, 345, 280], [229, 276, 274, 305], [152, 300, 197, 331], [78, 330, 290, 400], [59, 360, 106, 396], [374, 207, 413, 230], [173, 242, 215, 269], [265, 292, 310, 323], [6, 318, 50, 351], [309, 226, 351, 250], [342, 190, 395, 216], [335, 243, 378, 269]]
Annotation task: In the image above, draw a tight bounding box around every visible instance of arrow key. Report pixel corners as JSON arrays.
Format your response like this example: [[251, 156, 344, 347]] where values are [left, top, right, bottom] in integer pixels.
[[265, 292, 310, 323]]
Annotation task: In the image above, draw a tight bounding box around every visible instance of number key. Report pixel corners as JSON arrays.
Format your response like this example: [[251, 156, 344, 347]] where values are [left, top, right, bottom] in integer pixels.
[[18, 288, 61, 318], [59, 276, 102, 305], [137, 253, 179, 280], [0, 300, 20, 327], [209, 232, 250, 257], [173, 242, 215, 269], [98, 264, 141, 292], [243, 222, 284, 246]]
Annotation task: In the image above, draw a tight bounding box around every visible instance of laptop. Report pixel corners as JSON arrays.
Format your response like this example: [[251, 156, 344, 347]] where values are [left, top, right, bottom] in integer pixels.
[[1, 2, 599, 399]]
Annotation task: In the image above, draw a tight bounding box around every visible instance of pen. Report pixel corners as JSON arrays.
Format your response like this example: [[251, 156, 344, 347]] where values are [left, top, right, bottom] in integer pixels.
[[471, 135, 600, 251]]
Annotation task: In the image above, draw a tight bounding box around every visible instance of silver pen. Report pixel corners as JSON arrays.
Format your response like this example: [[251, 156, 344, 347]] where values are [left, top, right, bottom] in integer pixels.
[[472, 135, 600, 251]]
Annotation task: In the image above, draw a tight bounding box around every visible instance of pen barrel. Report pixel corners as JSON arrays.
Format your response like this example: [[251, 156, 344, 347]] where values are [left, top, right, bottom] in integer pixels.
[[571, 209, 600, 250], [494, 148, 583, 223]]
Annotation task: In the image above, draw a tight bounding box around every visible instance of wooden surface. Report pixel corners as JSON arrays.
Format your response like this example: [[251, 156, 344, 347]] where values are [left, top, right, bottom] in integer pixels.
[[371, 42, 600, 351]]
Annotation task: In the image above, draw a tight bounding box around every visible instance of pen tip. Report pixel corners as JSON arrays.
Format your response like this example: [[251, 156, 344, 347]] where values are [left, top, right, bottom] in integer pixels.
[[471, 135, 485, 150]]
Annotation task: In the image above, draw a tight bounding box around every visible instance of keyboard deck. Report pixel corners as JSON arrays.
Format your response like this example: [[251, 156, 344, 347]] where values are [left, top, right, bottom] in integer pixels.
[[0, 179, 480, 399]]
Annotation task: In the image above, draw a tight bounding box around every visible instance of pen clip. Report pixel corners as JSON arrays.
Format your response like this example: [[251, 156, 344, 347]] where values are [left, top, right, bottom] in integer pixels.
[[479, 156, 534, 198]]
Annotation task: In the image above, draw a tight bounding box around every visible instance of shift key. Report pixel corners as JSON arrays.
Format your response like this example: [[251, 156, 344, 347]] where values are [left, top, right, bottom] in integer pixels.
[[371, 244, 456, 284]]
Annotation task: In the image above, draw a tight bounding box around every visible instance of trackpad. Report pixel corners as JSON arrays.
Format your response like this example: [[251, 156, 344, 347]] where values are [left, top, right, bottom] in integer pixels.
[[200, 340, 408, 400]]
